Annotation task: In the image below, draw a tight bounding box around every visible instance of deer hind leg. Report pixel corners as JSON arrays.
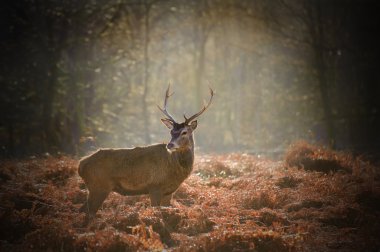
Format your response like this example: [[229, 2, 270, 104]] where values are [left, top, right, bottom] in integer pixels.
[[161, 193, 172, 206]]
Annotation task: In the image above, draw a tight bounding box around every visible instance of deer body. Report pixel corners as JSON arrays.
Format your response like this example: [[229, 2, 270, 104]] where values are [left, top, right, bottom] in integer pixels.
[[78, 85, 213, 220], [79, 143, 194, 208]]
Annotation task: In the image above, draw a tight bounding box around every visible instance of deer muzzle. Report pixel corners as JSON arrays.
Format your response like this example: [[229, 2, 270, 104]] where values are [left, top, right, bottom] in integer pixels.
[[166, 141, 179, 151]]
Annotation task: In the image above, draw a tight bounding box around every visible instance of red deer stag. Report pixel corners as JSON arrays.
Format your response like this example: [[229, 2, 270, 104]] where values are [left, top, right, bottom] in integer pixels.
[[78, 85, 213, 220]]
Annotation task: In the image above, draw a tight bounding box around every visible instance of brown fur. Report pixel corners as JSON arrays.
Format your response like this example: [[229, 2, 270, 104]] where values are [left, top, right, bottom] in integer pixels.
[[78, 142, 194, 219]]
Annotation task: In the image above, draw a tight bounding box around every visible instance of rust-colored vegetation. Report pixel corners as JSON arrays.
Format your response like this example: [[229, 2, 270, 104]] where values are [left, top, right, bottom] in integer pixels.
[[1, 142, 380, 251]]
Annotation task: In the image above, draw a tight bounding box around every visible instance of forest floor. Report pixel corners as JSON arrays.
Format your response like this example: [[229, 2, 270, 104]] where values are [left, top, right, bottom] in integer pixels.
[[1, 141, 380, 251]]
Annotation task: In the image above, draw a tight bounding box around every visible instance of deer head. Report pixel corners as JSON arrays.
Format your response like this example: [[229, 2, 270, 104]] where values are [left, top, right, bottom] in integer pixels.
[[158, 84, 214, 152]]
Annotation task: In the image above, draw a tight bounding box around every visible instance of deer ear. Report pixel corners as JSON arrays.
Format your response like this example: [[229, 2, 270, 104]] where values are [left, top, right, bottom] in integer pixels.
[[190, 120, 197, 130], [161, 118, 174, 129]]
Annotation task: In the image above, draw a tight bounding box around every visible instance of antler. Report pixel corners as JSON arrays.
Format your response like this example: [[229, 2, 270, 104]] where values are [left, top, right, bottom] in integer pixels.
[[157, 84, 177, 123], [184, 87, 214, 124]]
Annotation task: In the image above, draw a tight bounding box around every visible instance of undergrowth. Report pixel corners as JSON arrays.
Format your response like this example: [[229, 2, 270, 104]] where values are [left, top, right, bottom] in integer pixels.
[[0, 142, 379, 251]]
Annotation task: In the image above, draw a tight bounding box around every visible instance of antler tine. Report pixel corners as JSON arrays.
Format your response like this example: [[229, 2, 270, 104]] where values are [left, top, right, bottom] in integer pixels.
[[157, 84, 177, 123], [185, 87, 214, 124]]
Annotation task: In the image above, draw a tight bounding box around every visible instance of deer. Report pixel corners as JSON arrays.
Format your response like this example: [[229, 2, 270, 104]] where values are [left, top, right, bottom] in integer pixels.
[[78, 85, 213, 220]]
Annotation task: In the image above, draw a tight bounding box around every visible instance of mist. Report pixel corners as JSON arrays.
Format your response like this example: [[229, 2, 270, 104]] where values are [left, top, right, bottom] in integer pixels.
[[1, 0, 379, 157]]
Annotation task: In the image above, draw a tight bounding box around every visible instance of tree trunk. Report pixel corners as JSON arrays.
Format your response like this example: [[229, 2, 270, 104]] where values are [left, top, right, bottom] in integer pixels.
[[194, 35, 207, 108], [315, 50, 335, 148], [307, 1, 336, 148], [142, 0, 151, 144], [193, 0, 209, 109], [42, 56, 59, 151], [66, 48, 85, 154]]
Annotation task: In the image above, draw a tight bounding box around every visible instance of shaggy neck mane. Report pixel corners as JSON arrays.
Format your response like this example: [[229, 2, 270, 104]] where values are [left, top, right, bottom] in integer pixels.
[[171, 135, 195, 170]]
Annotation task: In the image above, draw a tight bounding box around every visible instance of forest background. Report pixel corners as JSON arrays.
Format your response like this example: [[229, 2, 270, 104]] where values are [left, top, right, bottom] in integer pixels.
[[1, 0, 379, 157]]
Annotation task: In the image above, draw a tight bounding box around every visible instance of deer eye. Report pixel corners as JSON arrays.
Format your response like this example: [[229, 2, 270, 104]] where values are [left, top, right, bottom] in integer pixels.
[[181, 131, 187, 136]]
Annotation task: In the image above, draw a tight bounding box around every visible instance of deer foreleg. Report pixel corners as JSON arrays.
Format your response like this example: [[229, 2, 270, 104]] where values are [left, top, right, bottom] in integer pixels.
[[149, 189, 162, 206], [85, 189, 110, 220]]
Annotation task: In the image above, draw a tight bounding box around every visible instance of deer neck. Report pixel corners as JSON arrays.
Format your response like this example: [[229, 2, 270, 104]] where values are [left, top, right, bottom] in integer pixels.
[[170, 136, 195, 171]]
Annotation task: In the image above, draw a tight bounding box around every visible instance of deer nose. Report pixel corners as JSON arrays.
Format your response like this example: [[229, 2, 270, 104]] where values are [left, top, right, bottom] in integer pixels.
[[167, 143, 174, 149]]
